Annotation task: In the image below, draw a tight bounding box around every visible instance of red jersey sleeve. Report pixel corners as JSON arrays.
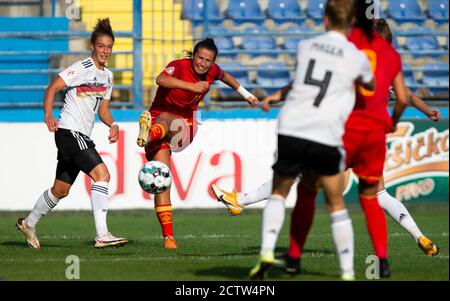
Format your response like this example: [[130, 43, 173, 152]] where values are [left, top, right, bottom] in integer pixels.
[[212, 63, 224, 81], [160, 60, 182, 78]]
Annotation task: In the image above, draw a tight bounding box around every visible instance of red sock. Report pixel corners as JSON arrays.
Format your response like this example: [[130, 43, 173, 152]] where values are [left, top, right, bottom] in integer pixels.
[[288, 183, 317, 259], [155, 204, 173, 237], [360, 195, 388, 259], [149, 124, 166, 141]]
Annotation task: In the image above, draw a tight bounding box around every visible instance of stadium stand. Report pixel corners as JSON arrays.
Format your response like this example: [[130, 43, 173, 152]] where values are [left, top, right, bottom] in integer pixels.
[[226, 0, 266, 25], [0, 17, 68, 106], [405, 33, 443, 58], [256, 61, 291, 95], [181, 0, 224, 27], [306, 0, 326, 24], [387, 0, 427, 25], [422, 61, 449, 95], [0, 0, 448, 107], [428, 0, 449, 26], [242, 25, 278, 58], [266, 0, 306, 25]]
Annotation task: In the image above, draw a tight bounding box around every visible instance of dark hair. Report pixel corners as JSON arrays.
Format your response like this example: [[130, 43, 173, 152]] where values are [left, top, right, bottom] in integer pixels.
[[353, 0, 374, 41], [184, 38, 218, 60], [324, 0, 354, 29], [373, 18, 393, 44], [90, 18, 115, 44]]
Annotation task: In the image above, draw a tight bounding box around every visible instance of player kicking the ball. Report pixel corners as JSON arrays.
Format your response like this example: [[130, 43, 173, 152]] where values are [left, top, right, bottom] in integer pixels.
[[136, 38, 258, 249], [17, 18, 128, 249]]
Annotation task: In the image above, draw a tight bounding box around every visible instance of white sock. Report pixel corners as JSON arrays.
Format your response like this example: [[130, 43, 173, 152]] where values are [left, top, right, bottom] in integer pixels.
[[27, 188, 60, 228], [377, 189, 424, 242], [330, 209, 354, 276], [238, 179, 273, 206], [91, 181, 109, 237], [260, 194, 285, 255]]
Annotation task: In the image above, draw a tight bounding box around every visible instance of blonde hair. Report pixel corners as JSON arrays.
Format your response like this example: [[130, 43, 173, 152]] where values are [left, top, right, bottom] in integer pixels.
[[324, 0, 354, 29]]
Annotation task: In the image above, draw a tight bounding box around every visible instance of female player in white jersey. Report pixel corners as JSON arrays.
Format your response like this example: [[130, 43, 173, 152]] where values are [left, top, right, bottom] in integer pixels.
[[16, 18, 128, 249], [248, 0, 375, 280]]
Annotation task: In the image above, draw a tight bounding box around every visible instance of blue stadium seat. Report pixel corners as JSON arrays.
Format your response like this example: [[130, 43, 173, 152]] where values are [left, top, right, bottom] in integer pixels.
[[428, 0, 449, 26], [0, 17, 69, 105], [214, 36, 237, 58], [282, 24, 311, 53], [422, 62, 449, 95], [181, 0, 224, 26], [306, 0, 326, 24], [216, 61, 251, 97], [387, 0, 426, 25], [402, 63, 418, 91], [242, 25, 277, 58], [226, 0, 266, 25], [405, 35, 442, 58], [257, 62, 291, 95], [267, 0, 306, 25]]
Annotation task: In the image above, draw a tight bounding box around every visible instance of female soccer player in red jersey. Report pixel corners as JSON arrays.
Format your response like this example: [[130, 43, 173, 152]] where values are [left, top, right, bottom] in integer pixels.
[[136, 38, 258, 249]]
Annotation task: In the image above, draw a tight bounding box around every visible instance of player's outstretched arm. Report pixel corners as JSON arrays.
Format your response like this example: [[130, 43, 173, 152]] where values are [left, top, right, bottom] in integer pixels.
[[220, 71, 258, 106], [43, 76, 66, 132], [156, 73, 209, 93], [261, 82, 293, 112], [98, 99, 119, 144], [407, 88, 441, 121]]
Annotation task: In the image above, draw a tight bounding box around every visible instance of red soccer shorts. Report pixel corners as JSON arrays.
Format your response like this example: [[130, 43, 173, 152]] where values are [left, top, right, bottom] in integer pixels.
[[145, 109, 197, 160], [343, 128, 386, 184]]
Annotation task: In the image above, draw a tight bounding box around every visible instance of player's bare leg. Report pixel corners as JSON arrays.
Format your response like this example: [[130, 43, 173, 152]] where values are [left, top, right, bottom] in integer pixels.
[[249, 173, 295, 280], [376, 178, 439, 256], [89, 163, 128, 248], [17, 179, 70, 249], [152, 149, 177, 249], [320, 172, 355, 281]]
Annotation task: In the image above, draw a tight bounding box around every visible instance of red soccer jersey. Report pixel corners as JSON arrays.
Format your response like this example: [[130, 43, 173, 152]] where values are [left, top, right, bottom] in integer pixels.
[[346, 28, 402, 133], [151, 59, 224, 118]]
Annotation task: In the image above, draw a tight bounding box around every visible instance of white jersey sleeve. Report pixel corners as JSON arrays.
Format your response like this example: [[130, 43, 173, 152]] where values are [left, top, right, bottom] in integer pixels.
[[277, 31, 375, 147], [59, 61, 87, 88]]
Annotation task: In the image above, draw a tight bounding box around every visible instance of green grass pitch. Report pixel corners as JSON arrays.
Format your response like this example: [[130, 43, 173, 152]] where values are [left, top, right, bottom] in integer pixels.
[[0, 203, 448, 281]]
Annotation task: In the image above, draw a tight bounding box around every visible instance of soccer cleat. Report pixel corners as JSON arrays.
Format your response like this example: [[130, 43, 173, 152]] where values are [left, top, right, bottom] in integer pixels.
[[94, 232, 129, 249], [249, 251, 275, 280], [341, 273, 355, 281], [284, 255, 301, 275], [16, 217, 40, 249], [136, 110, 152, 147], [210, 184, 244, 215], [417, 236, 439, 257], [379, 258, 390, 278], [163, 235, 177, 249]]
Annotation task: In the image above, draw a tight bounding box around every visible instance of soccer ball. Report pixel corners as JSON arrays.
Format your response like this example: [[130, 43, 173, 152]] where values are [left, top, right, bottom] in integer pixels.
[[138, 161, 172, 194]]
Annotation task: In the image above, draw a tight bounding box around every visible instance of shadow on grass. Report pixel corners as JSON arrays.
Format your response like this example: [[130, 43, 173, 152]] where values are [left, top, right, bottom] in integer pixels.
[[192, 264, 331, 280]]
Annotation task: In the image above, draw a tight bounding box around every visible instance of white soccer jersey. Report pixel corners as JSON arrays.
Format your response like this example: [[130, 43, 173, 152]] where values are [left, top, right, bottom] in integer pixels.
[[58, 57, 113, 137], [278, 31, 373, 146]]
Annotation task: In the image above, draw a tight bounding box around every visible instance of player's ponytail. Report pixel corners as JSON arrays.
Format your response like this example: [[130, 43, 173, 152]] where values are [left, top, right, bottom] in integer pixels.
[[91, 18, 115, 44], [183, 37, 219, 60]]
